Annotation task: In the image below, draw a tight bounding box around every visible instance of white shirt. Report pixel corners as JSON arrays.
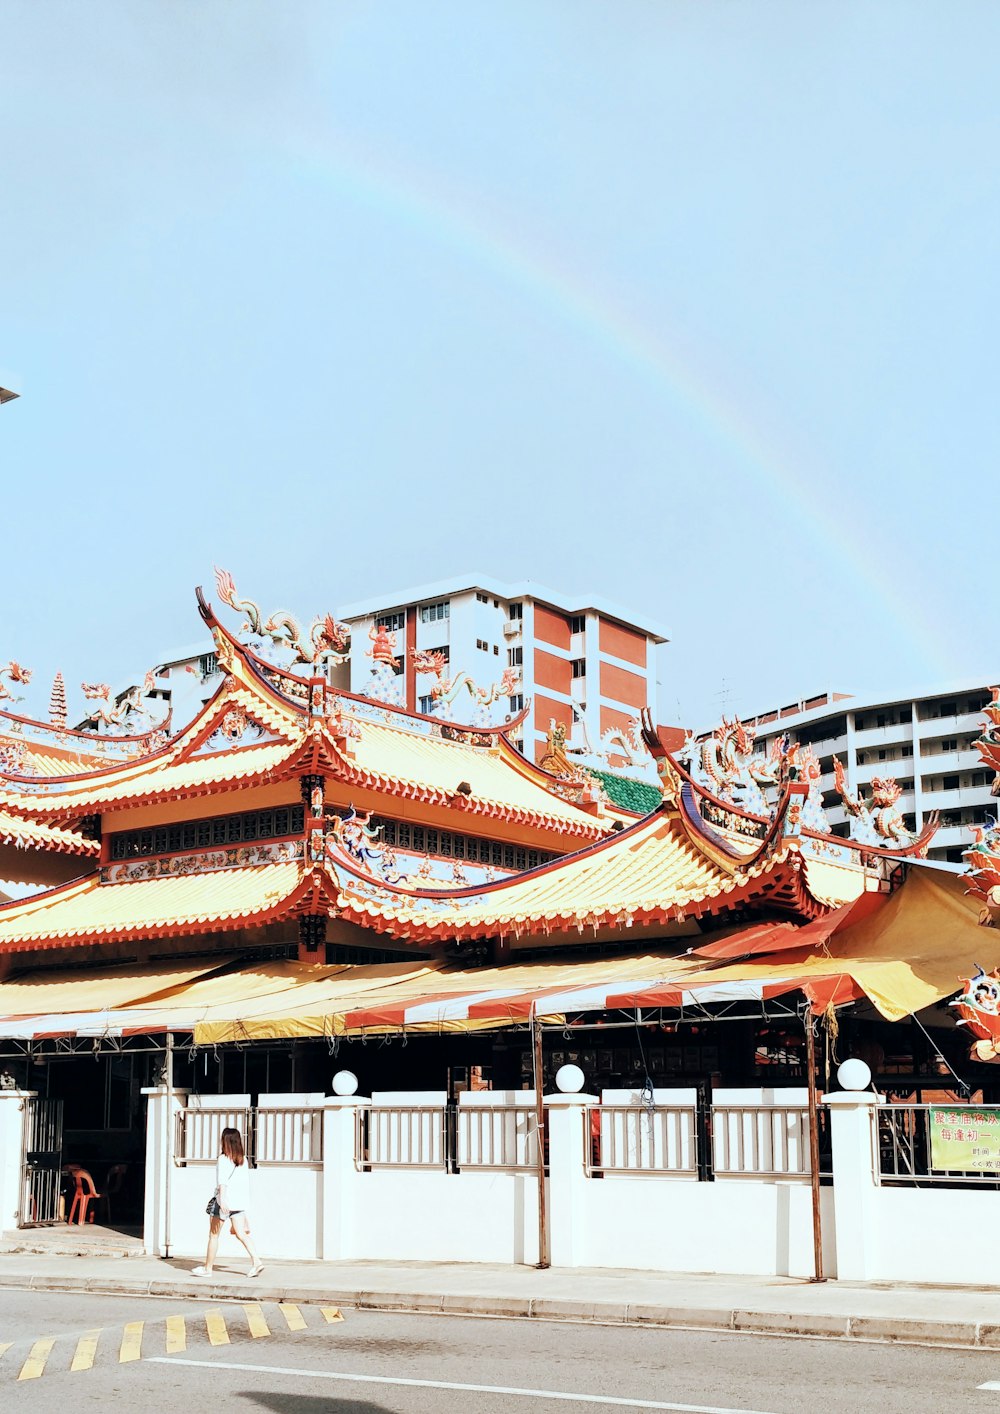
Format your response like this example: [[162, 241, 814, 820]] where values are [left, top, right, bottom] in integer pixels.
[[216, 1153, 250, 1212]]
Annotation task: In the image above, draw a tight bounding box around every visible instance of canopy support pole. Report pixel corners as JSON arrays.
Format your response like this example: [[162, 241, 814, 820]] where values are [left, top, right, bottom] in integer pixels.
[[804, 1010, 825, 1283], [531, 1010, 549, 1269], [163, 1031, 174, 1260]]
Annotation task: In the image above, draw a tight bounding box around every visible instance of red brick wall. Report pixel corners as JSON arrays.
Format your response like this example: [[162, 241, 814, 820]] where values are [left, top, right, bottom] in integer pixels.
[[534, 604, 571, 651], [598, 619, 647, 668], [600, 660, 648, 710], [534, 648, 571, 696]]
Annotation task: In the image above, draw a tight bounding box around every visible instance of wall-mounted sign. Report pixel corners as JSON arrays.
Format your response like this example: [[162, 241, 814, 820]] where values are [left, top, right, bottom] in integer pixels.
[[929, 1107, 1000, 1172]]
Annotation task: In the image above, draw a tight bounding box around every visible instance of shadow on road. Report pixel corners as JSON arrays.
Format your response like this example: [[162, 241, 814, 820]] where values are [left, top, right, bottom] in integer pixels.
[[241, 1393, 393, 1413]]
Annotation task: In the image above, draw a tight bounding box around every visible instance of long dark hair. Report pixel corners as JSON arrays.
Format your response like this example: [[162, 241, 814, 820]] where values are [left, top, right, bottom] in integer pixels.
[[221, 1127, 245, 1166]]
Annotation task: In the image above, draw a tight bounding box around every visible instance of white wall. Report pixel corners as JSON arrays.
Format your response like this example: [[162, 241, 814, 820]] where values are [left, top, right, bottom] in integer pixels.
[[165, 1160, 323, 1261], [349, 1170, 540, 1265], [0, 1092, 30, 1232], [577, 1177, 834, 1278]]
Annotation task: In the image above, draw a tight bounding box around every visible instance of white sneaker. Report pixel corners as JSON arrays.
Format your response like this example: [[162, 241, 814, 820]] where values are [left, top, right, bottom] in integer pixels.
[[248, 1263, 264, 1278], [191, 1265, 211, 1276]]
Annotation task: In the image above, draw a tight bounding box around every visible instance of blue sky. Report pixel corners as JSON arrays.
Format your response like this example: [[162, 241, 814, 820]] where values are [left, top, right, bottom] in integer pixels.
[[2, 2, 998, 728]]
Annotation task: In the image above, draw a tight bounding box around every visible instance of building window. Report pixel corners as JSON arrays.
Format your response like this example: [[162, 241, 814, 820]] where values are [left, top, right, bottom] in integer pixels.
[[110, 805, 305, 861], [508, 694, 524, 713], [570, 615, 586, 635], [476, 638, 489, 652], [494, 645, 499, 655], [943, 775, 960, 791], [508, 646, 523, 667], [418, 695, 436, 715], [941, 738, 958, 752], [376, 612, 405, 633], [571, 659, 586, 679], [476, 592, 489, 604], [198, 653, 219, 680], [428, 644, 449, 663], [508, 602, 523, 621], [420, 601, 450, 623]]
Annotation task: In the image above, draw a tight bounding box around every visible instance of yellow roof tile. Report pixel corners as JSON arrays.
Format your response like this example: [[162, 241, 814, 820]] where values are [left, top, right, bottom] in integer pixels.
[[344, 719, 606, 835], [0, 860, 304, 948]]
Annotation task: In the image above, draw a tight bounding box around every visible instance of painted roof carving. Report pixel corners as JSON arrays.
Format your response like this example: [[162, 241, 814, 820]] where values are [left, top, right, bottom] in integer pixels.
[[0, 589, 614, 843]]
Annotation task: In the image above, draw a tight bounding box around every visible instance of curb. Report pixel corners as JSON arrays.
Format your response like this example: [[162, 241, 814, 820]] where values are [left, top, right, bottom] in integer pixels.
[[0, 1270, 992, 1349]]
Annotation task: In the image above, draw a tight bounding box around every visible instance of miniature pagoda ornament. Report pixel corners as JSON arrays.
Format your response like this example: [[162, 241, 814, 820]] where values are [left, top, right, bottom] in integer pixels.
[[49, 670, 68, 729]]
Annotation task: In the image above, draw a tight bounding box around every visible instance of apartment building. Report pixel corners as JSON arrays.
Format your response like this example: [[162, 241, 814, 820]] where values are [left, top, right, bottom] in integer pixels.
[[338, 575, 668, 763], [732, 681, 998, 864]]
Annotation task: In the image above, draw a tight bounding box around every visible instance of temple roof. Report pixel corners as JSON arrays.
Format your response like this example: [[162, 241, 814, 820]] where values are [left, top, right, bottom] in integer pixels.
[[0, 596, 614, 843], [0, 860, 308, 951]]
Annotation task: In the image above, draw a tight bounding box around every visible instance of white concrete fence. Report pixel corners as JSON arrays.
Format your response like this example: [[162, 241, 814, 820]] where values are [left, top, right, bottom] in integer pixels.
[[2, 1081, 997, 1285]]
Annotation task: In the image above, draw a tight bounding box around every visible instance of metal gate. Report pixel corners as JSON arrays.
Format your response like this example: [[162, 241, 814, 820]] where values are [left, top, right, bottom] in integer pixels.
[[19, 1097, 64, 1226]]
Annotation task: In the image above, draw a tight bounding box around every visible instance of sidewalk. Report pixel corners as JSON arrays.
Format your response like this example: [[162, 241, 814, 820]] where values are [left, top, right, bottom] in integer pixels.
[[2, 1248, 1000, 1349]]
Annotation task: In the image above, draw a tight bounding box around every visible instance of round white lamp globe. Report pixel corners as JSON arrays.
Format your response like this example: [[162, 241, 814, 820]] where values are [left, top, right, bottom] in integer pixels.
[[837, 1058, 872, 1092], [331, 1070, 359, 1097], [555, 1063, 585, 1094]]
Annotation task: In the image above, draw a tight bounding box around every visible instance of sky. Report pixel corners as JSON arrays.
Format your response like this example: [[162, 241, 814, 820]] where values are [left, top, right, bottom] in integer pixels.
[[2, 2, 998, 730]]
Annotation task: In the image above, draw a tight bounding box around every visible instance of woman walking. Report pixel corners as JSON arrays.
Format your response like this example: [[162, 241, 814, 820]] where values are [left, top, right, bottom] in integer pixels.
[[193, 1126, 263, 1278]]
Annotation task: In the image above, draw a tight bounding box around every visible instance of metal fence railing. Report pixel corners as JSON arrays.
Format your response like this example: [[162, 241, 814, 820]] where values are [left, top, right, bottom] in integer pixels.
[[712, 1106, 812, 1179], [456, 1105, 540, 1172], [174, 1106, 323, 1167], [585, 1105, 698, 1177], [877, 1104, 1000, 1188], [358, 1105, 449, 1169]]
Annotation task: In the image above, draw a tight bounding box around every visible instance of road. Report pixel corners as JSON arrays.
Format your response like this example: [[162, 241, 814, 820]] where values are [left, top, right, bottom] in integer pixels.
[[3, 1287, 1000, 1411]]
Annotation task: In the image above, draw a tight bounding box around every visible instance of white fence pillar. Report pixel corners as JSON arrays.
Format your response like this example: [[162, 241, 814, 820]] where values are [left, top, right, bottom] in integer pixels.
[[824, 1090, 882, 1281], [0, 1091, 33, 1232], [544, 1091, 596, 1268], [321, 1097, 367, 1261], [142, 1085, 189, 1257]]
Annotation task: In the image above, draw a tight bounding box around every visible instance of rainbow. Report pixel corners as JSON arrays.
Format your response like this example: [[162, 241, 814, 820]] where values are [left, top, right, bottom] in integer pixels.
[[292, 132, 956, 677]]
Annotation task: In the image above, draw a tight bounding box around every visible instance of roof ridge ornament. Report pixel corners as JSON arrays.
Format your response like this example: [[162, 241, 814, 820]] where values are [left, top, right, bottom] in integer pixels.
[[214, 566, 351, 669], [0, 661, 32, 705]]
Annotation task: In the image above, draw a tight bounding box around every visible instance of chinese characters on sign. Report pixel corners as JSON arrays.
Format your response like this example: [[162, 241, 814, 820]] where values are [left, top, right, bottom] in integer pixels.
[[929, 1107, 1000, 1172]]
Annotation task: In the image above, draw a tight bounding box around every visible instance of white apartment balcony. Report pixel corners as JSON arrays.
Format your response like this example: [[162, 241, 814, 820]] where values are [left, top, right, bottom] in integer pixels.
[[853, 758, 915, 787], [917, 710, 986, 740], [760, 728, 849, 759], [921, 785, 996, 813], [931, 824, 983, 851], [920, 748, 987, 777], [852, 722, 914, 751]]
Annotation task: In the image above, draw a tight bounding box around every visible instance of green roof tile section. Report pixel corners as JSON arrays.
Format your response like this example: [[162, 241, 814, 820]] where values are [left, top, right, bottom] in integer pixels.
[[586, 768, 662, 815]]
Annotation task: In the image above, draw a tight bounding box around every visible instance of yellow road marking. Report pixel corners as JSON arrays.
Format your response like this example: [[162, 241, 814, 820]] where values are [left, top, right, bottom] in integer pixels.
[[278, 1302, 306, 1332], [243, 1303, 270, 1339], [165, 1315, 187, 1353], [71, 1329, 101, 1372], [119, 1320, 144, 1363], [0, 1342, 12, 1360], [18, 1336, 55, 1381], [205, 1310, 230, 1347], [321, 1306, 345, 1323]]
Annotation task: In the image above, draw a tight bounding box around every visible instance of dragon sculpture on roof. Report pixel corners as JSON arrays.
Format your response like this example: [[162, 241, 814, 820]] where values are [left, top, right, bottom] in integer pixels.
[[688, 717, 777, 815], [411, 650, 520, 727], [0, 662, 32, 704], [214, 567, 351, 667], [833, 757, 913, 847], [80, 670, 170, 735], [963, 689, 1000, 920]]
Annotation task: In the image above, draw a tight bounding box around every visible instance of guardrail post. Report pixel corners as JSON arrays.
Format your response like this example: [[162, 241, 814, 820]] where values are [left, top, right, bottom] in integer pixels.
[[141, 1085, 189, 1257], [544, 1090, 597, 1268], [0, 1091, 34, 1230], [321, 1096, 368, 1261], [823, 1088, 883, 1280]]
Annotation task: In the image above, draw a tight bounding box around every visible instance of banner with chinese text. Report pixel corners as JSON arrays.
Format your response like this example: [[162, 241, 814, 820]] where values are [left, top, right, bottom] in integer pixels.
[[929, 1108, 1000, 1172]]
